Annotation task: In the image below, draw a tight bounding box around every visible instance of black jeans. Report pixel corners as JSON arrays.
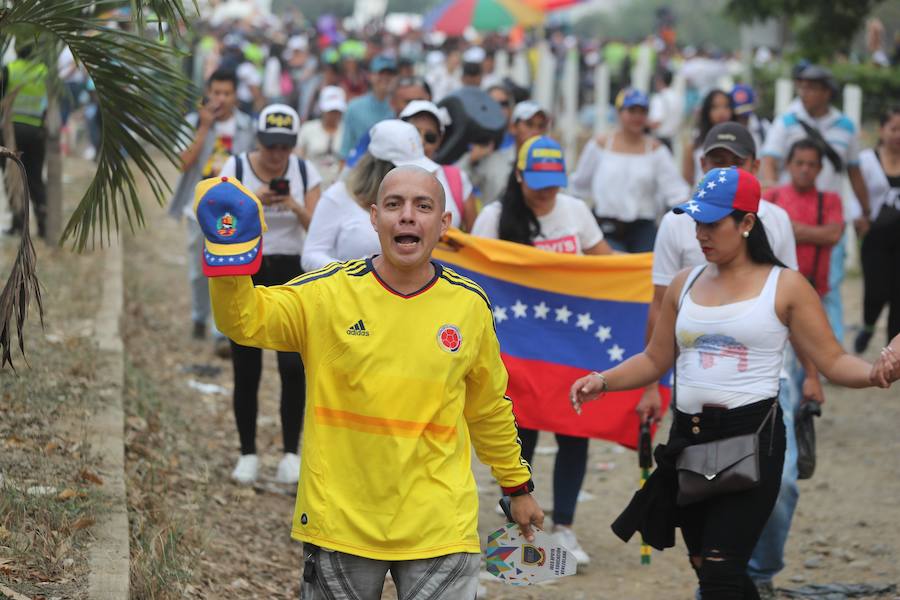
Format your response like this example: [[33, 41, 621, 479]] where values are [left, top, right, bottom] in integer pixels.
[[860, 213, 900, 342], [518, 427, 588, 526], [4, 123, 46, 235], [673, 400, 785, 600], [231, 255, 306, 455]]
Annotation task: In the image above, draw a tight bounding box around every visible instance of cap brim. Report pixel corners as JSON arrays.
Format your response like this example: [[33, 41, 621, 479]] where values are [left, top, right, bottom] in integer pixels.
[[392, 155, 440, 173], [320, 103, 346, 113], [703, 141, 750, 159], [258, 132, 297, 147], [202, 237, 264, 276], [523, 170, 567, 190], [672, 201, 733, 224], [620, 102, 649, 110], [733, 105, 754, 116]]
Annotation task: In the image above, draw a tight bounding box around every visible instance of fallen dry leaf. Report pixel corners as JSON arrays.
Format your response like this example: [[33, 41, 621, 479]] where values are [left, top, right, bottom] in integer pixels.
[[57, 488, 82, 501], [44, 441, 59, 455], [70, 517, 95, 531], [80, 469, 103, 485]]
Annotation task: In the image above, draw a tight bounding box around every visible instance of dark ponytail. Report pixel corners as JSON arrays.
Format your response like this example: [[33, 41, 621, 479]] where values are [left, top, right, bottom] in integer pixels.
[[730, 210, 786, 268], [498, 170, 541, 245]]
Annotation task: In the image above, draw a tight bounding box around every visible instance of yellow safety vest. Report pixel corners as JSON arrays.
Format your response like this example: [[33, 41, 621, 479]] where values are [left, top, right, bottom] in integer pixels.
[[7, 59, 48, 127]]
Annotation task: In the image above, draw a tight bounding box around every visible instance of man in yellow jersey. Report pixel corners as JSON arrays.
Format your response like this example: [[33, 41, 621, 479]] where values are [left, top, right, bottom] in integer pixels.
[[196, 165, 542, 598]]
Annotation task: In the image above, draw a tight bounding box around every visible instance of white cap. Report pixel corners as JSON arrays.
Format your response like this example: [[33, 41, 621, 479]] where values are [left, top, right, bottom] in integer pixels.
[[257, 104, 300, 146], [462, 46, 486, 64], [318, 86, 347, 113], [287, 35, 308, 52], [512, 100, 547, 123], [399, 100, 452, 134], [368, 120, 439, 172]]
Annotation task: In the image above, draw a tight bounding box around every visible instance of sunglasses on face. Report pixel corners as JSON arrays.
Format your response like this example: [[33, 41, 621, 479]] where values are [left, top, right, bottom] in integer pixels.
[[263, 143, 293, 151], [420, 130, 439, 144]]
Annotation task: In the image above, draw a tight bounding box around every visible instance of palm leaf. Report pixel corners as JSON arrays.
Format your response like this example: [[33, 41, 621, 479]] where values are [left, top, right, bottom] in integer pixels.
[[0, 0, 193, 367]]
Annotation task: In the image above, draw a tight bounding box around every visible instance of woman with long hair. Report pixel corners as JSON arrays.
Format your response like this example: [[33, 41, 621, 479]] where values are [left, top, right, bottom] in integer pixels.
[[571, 168, 898, 599], [683, 89, 735, 185], [471, 136, 612, 565], [855, 106, 900, 352]]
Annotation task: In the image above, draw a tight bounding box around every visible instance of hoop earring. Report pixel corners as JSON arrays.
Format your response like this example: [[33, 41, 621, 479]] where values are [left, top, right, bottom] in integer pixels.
[[742, 231, 750, 239]]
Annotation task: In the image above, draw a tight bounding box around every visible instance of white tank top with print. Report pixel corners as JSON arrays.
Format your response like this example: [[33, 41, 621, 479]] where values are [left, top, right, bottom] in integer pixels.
[[675, 265, 788, 413]]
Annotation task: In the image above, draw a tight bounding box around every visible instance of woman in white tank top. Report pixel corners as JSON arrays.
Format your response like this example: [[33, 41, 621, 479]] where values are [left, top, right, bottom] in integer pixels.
[[570, 168, 899, 600]]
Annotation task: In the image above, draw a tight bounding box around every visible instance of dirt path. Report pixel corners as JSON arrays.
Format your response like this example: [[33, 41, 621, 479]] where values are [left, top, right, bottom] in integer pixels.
[[117, 164, 898, 599]]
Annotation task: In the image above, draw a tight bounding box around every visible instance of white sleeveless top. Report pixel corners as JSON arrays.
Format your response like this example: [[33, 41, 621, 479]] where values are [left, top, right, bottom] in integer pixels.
[[675, 265, 789, 413]]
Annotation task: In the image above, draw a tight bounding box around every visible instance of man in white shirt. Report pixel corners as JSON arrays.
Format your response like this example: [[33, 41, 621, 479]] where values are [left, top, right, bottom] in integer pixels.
[[760, 65, 872, 347], [643, 122, 813, 599]]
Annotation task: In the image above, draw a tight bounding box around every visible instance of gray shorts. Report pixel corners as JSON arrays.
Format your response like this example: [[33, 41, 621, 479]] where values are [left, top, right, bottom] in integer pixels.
[[300, 544, 480, 600]]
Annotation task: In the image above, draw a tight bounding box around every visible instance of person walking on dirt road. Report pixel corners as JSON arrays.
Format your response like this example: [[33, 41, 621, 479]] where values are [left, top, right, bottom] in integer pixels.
[[196, 165, 543, 598]]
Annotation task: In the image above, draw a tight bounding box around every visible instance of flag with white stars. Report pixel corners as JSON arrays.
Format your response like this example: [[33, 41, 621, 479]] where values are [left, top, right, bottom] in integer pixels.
[[435, 231, 671, 449]]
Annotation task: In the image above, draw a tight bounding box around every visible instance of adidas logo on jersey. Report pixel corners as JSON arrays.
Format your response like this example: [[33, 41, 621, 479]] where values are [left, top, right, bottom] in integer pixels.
[[346, 319, 370, 336]]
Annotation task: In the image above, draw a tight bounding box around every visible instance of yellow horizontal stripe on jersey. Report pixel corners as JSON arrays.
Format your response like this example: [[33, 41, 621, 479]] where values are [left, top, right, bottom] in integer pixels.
[[315, 407, 457, 442]]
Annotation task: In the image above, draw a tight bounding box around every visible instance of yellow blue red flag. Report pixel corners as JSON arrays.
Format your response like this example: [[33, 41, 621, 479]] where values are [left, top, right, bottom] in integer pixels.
[[434, 230, 671, 448]]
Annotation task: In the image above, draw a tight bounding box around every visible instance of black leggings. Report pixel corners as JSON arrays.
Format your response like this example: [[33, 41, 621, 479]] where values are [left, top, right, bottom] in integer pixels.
[[231, 255, 306, 455], [674, 400, 786, 600], [860, 216, 900, 343], [518, 428, 588, 526]]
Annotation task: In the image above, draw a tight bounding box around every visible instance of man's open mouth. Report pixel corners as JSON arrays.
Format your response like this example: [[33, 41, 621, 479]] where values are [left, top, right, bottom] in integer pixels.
[[394, 235, 421, 246]]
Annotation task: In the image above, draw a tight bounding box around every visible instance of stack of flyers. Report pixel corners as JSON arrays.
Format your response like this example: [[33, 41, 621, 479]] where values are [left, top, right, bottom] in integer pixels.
[[484, 523, 577, 585]]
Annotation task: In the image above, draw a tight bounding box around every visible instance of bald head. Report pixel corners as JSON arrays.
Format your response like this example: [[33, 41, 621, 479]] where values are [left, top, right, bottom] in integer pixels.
[[377, 165, 446, 210]]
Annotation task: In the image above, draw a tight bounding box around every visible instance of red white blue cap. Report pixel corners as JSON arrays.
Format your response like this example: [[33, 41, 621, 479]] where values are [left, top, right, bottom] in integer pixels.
[[517, 135, 567, 190], [673, 167, 760, 223], [193, 176, 268, 276]]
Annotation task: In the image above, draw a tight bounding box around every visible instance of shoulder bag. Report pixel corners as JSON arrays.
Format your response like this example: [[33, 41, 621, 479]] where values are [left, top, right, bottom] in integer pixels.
[[672, 267, 778, 506]]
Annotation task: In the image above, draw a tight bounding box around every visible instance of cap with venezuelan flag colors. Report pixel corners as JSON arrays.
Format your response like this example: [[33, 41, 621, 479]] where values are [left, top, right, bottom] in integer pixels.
[[673, 167, 760, 224], [193, 176, 268, 277], [517, 136, 567, 190]]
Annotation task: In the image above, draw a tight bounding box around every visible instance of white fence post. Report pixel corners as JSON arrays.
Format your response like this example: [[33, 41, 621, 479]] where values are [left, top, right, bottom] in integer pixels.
[[593, 62, 610, 135]]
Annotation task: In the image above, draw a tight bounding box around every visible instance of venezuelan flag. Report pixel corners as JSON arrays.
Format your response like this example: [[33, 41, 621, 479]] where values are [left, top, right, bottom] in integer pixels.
[[434, 230, 671, 449]]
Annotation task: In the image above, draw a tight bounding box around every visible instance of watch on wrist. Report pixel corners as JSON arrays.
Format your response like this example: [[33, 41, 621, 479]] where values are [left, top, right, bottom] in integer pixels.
[[503, 480, 535, 497]]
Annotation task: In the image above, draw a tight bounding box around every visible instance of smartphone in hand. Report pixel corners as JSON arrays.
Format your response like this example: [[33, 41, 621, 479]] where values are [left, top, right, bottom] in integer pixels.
[[270, 177, 290, 196]]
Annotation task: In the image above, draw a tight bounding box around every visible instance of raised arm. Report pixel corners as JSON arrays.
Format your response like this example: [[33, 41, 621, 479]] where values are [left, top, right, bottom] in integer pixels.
[[209, 275, 313, 353]]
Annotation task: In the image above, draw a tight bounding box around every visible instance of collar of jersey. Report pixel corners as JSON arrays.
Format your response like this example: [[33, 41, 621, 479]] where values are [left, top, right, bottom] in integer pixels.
[[367, 255, 443, 299]]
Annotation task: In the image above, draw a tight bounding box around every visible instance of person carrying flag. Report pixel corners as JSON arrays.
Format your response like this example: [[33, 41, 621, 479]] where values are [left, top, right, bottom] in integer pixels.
[[194, 165, 543, 598]]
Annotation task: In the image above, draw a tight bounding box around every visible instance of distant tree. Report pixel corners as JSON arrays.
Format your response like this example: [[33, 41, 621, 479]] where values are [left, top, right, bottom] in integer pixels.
[[726, 0, 887, 60]]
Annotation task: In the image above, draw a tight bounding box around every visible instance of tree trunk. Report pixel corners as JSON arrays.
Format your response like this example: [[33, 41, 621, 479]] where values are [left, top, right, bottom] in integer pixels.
[[44, 94, 62, 244], [44, 55, 63, 244]]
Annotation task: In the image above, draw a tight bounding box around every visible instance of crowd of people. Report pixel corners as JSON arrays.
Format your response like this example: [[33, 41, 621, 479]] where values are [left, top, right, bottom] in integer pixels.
[[4, 12, 900, 600]]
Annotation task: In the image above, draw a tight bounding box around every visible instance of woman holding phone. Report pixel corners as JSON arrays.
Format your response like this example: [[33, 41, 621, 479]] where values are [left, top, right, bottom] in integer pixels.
[[217, 104, 322, 486]]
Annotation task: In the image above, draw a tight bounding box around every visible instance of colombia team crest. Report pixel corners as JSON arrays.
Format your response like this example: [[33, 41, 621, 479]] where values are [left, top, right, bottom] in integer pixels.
[[437, 324, 462, 353]]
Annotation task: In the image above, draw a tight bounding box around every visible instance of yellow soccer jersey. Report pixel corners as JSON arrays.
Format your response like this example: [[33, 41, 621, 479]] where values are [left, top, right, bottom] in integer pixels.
[[209, 258, 532, 560]]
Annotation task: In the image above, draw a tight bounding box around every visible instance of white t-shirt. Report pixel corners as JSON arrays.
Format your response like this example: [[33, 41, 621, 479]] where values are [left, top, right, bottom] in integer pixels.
[[301, 181, 380, 271], [297, 119, 344, 189], [219, 153, 322, 256], [651, 200, 799, 287], [762, 103, 862, 220], [470, 193, 604, 254], [858, 148, 898, 221]]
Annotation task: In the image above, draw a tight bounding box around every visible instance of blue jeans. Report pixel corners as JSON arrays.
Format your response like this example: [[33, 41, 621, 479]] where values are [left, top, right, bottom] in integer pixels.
[[822, 231, 847, 346], [747, 352, 801, 584], [301, 545, 480, 599]]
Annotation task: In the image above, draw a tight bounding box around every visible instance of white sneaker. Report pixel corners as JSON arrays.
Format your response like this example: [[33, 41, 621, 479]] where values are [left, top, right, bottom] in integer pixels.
[[553, 525, 590, 565], [275, 452, 301, 484], [231, 454, 259, 484]]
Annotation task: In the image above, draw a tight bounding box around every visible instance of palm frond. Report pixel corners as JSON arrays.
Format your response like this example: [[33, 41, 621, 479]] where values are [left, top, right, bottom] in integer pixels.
[[0, 146, 43, 370], [1, 0, 195, 250]]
